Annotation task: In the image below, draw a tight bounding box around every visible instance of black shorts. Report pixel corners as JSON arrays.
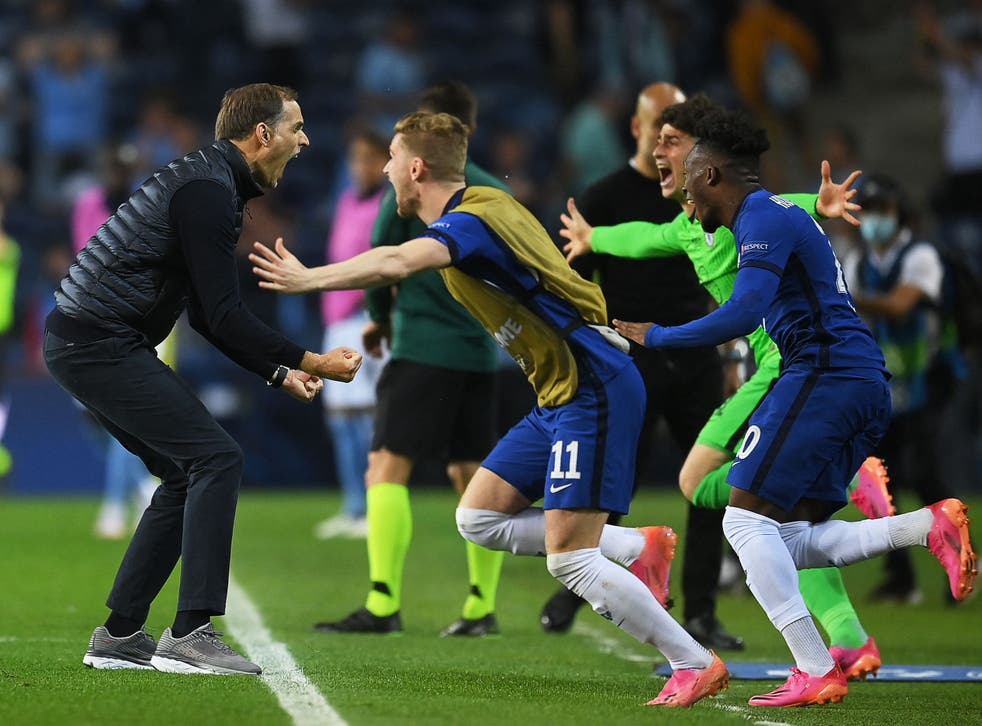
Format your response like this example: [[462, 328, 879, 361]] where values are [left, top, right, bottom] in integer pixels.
[[371, 359, 498, 462]]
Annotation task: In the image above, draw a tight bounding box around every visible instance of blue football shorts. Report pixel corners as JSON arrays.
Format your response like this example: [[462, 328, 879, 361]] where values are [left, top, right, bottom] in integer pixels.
[[481, 361, 645, 515], [727, 365, 891, 513]]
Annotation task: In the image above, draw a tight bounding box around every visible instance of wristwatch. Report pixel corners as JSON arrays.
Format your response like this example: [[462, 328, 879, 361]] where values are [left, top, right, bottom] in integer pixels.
[[267, 364, 289, 388]]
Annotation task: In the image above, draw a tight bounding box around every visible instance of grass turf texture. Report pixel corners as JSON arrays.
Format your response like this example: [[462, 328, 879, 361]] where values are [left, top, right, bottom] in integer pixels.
[[1, 489, 980, 725]]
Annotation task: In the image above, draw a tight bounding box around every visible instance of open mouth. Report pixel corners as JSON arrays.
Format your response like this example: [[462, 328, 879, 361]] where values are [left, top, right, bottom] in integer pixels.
[[657, 164, 674, 189], [281, 151, 301, 174]]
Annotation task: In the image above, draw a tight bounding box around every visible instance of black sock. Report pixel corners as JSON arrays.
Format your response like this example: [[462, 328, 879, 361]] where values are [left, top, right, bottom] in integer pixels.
[[171, 610, 211, 638], [104, 613, 143, 638]]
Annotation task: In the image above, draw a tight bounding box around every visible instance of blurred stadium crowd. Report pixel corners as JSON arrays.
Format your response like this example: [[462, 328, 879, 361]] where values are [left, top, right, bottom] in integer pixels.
[[0, 0, 980, 496]]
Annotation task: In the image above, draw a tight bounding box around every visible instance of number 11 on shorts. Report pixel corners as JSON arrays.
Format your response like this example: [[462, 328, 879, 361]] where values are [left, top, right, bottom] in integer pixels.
[[550, 440, 582, 480]]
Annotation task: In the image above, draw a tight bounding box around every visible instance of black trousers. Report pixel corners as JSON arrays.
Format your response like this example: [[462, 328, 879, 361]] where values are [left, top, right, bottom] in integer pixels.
[[44, 331, 243, 621], [631, 345, 725, 622], [875, 404, 954, 589]]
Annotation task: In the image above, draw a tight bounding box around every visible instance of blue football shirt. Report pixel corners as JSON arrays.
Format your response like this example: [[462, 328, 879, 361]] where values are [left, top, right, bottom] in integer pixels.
[[734, 190, 885, 370], [648, 189, 886, 373]]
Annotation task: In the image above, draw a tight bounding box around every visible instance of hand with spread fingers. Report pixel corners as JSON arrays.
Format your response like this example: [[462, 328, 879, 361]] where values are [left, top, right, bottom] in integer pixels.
[[281, 369, 324, 402], [301, 347, 363, 383], [559, 197, 594, 263], [816, 161, 863, 226], [250, 237, 316, 294], [612, 319, 656, 347]]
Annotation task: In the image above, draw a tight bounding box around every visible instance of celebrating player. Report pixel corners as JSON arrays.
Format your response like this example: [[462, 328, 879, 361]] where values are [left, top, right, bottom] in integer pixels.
[[251, 111, 729, 708], [613, 103, 976, 707], [562, 94, 889, 681]]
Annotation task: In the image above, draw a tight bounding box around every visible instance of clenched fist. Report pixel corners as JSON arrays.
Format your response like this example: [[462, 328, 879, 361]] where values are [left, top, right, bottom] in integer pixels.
[[301, 347, 363, 383]]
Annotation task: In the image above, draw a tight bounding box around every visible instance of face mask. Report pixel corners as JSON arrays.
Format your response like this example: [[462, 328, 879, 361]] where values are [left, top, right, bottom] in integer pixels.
[[860, 213, 899, 246]]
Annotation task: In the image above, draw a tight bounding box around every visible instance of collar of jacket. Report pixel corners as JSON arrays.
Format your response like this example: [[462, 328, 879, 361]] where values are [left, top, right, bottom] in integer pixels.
[[214, 139, 264, 201]]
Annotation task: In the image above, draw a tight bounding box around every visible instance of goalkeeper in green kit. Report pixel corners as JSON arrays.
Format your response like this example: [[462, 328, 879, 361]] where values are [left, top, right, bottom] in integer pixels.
[[561, 95, 891, 681]]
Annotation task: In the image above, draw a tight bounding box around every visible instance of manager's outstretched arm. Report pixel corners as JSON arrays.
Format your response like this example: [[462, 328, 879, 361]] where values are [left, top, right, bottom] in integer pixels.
[[250, 236, 452, 294]]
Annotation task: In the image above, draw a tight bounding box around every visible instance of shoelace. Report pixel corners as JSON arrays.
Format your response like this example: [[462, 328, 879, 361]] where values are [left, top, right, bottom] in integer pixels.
[[186, 628, 238, 656], [203, 631, 238, 656], [758, 667, 806, 697]]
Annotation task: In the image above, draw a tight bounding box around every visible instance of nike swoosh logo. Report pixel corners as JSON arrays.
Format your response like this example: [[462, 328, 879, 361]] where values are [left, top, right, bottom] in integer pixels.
[[549, 483, 574, 494]]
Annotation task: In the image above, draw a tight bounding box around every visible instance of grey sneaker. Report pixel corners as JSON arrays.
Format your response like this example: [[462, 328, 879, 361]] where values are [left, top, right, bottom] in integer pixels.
[[151, 623, 261, 675], [83, 626, 156, 670]]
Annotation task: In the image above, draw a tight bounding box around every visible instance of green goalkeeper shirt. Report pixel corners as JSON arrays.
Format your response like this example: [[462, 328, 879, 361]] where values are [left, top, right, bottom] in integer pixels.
[[591, 193, 821, 366]]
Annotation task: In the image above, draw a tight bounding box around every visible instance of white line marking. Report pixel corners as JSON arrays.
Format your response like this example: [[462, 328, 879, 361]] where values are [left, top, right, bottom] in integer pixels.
[[710, 698, 797, 725], [573, 622, 661, 664], [224, 575, 346, 726], [712, 703, 747, 713]]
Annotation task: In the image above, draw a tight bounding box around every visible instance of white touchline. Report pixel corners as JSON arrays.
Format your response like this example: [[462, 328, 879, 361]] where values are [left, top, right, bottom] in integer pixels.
[[224, 575, 347, 726]]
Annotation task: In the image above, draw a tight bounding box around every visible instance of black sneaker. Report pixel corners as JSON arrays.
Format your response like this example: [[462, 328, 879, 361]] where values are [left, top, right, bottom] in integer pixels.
[[313, 607, 402, 634], [684, 615, 745, 651], [440, 614, 499, 637], [539, 586, 586, 634]]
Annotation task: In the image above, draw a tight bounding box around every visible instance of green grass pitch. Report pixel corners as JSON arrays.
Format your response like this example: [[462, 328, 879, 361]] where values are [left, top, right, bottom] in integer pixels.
[[1, 488, 979, 725]]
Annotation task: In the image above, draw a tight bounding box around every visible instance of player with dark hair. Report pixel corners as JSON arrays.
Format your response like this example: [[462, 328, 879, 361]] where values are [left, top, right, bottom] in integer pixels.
[[614, 105, 976, 707], [563, 93, 891, 681], [252, 110, 731, 708]]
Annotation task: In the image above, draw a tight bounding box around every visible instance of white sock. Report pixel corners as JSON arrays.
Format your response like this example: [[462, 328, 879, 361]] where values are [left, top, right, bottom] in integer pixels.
[[779, 509, 931, 569], [456, 508, 548, 556], [887, 509, 933, 548], [456, 508, 646, 564], [782, 617, 836, 676], [599, 525, 645, 566], [546, 548, 712, 670], [723, 507, 831, 673]]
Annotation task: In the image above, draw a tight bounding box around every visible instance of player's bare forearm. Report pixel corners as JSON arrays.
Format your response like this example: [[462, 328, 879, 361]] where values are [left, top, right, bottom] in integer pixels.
[[252, 237, 451, 293], [309, 246, 411, 291], [340, 238, 452, 288]]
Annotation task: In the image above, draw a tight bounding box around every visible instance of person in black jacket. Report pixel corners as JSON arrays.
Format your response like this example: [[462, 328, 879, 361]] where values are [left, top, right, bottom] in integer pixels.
[[45, 83, 362, 676], [541, 82, 744, 651]]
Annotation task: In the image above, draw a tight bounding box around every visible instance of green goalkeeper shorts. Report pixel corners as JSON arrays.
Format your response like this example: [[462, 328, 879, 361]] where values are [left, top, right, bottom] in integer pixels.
[[695, 349, 782, 455]]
